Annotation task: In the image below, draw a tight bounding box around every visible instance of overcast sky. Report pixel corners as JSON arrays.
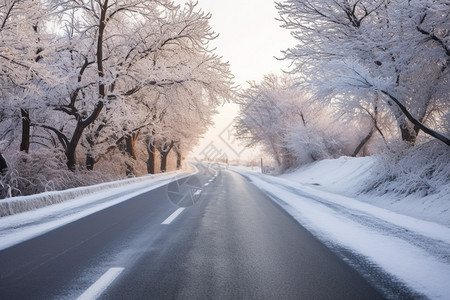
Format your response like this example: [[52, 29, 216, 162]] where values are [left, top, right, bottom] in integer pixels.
[[195, 0, 292, 84], [180, 0, 294, 161]]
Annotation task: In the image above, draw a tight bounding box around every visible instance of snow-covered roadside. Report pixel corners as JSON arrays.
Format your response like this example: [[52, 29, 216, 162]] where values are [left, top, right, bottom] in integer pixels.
[[279, 156, 450, 227], [0, 169, 195, 251], [0, 166, 192, 217], [231, 158, 450, 299]]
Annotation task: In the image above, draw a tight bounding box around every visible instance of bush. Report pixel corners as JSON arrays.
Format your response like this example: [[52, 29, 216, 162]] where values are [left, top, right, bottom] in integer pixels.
[[0, 149, 114, 198]]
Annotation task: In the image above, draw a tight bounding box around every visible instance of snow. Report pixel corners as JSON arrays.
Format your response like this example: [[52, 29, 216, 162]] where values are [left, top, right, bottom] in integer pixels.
[[279, 156, 450, 227], [280, 156, 375, 192], [0, 169, 196, 251], [231, 156, 450, 299]]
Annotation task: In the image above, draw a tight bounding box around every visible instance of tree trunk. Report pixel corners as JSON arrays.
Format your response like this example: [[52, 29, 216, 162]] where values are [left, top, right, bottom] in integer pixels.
[[66, 123, 88, 171], [66, 144, 77, 171], [124, 132, 139, 176], [352, 128, 375, 157], [175, 148, 182, 170], [125, 132, 139, 160], [20, 109, 30, 153], [66, 121, 85, 171], [158, 140, 174, 173], [86, 152, 95, 171], [160, 152, 169, 173], [66, 102, 104, 171], [147, 142, 156, 174], [0, 152, 7, 175], [399, 123, 417, 145]]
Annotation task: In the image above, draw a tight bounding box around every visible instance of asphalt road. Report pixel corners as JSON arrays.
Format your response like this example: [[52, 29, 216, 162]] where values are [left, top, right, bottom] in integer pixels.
[[0, 164, 384, 299]]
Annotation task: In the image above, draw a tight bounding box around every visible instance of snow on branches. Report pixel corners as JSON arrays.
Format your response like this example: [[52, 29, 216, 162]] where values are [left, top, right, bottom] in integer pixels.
[[276, 0, 449, 146], [0, 0, 233, 197], [235, 74, 359, 170]]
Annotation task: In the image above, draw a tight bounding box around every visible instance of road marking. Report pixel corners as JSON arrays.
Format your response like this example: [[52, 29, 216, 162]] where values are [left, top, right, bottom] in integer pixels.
[[193, 190, 202, 196], [161, 208, 185, 225], [204, 183, 209, 186], [77, 267, 124, 300]]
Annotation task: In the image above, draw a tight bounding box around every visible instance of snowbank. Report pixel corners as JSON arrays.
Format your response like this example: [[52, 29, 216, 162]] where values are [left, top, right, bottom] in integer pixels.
[[0, 167, 192, 217], [280, 156, 375, 191], [279, 156, 450, 227]]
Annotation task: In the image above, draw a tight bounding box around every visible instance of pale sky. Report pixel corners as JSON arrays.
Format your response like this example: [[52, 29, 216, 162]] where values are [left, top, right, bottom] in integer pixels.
[[181, 0, 294, 161]]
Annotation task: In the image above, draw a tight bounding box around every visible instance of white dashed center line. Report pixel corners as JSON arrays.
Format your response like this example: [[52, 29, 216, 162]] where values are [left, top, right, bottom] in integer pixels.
[[161, 208, 185, 225], [77, 267, 124, 300]]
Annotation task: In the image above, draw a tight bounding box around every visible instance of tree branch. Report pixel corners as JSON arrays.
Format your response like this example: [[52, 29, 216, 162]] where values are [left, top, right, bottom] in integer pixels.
[[40, 125, 70, 150], [380, 90, 450, 146]]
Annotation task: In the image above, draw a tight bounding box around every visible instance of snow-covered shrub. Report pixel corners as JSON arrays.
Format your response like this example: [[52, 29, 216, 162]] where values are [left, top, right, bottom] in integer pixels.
[[0, 150, 114, 198], [284, 117, 354, 165], [93, 141, 149, 178], [362, 141, 450, 197]]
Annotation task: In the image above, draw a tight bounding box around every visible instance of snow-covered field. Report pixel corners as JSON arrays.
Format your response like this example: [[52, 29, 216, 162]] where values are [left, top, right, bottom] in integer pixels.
[[232, 156, 450, 299]]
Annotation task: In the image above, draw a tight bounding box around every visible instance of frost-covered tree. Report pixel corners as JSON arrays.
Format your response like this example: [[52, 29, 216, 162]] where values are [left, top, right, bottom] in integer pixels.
[[0, 0, 233, 196], [41, 0, 232, 172], [236, 74, 312, 169], [276, 0, 450, 146], [42, 0, 174, 170], [0, 0, 56, 156], [145, 70, 227, 173], [236, 74, 362, 169], [236, 74, 295, 169]]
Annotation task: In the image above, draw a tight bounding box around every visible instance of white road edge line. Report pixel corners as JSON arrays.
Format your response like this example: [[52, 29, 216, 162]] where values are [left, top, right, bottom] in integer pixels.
[[204, 183, 209, 186], [77, 267, 124, 300], [161, 208, 185, 225], [193, 190, 202, 196]]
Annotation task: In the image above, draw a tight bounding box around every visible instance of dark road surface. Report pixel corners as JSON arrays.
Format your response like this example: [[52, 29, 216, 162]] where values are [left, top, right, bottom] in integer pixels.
[[0, 164, 385, 299]]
